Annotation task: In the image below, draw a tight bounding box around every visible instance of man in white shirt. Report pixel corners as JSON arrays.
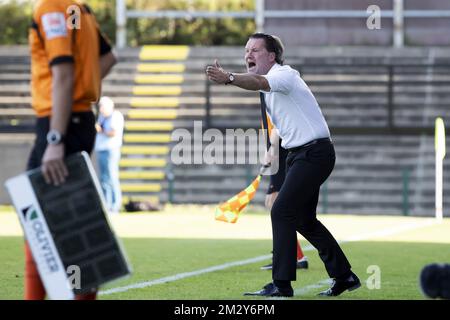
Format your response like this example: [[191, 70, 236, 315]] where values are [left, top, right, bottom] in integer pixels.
[[206, 33, 360, 297], [94, 96, 124, 213]]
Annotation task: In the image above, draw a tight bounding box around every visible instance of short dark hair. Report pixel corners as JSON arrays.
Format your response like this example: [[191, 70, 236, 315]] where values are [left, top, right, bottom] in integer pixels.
[[249, 33, 284, 65], [420, 263, 450, 299]]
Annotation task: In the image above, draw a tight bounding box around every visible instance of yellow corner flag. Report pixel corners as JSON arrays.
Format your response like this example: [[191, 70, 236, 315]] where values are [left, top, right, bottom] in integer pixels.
[[215, 175, 262, 223]]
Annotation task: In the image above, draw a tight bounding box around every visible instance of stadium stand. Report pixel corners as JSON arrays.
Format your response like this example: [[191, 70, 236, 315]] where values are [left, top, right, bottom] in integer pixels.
[[1, 45, 449, 216]]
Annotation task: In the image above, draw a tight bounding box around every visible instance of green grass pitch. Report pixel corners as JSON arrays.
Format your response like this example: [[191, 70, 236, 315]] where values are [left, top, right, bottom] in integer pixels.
[[0, 205, 449, 300]]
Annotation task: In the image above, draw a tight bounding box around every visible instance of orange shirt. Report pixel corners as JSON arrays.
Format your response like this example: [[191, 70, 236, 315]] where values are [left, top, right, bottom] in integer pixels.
[[29, 0, 110, 117]]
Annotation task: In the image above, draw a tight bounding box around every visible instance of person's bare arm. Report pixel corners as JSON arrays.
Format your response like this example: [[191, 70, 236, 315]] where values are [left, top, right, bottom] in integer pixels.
[[264, 127, 280, 166], [103, 128, 116, 137], [42, 62, 74, 185], [232, 73, 270, 91], [269, 128, 279, 146], [206, 60, 270, 91], [265, 192, 279, 210], [96, 124, 116, 137], [100, 51, 117, 79], [264, 129, 281, 210]]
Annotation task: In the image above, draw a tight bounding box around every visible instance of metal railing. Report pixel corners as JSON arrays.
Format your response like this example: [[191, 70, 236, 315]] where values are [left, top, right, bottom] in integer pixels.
[[116, 0, 450, 48], [204, 63, 450, 135]]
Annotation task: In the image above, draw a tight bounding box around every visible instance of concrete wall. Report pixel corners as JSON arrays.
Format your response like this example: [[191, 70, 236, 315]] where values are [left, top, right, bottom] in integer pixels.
[[0, 135, 33, 204], [0, 135, 100, 204], [264, 0, 450, 46]]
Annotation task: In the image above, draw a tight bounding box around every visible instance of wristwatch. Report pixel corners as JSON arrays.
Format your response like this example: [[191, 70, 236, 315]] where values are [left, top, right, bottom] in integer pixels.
[[46, 129, 64, 145], [225, 73, 235, 85]]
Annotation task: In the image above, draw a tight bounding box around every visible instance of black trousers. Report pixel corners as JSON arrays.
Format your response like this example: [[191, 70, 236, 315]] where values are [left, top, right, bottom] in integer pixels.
[[27, 111, 97, 170], [271, 140, 351, 281], [267, 140, 288, 194]]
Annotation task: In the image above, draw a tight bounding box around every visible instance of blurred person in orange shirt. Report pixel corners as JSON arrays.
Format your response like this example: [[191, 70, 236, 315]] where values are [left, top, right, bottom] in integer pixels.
[[25, 0, 117, 300]]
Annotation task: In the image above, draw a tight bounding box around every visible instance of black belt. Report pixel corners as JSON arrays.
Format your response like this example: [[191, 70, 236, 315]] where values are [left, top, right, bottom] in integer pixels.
[[287, 137, 332, 153]]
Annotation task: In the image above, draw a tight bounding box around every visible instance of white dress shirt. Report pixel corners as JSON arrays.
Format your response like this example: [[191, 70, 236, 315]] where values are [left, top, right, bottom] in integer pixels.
[[261, 63, 330, 149]]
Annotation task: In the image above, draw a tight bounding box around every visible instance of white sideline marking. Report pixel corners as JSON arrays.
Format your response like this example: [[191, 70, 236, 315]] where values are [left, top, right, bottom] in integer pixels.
[[100, 219, 436, 296], [267, 278, 332, 300], [100, 254, 271, 295], [294, 279, 333, 296]]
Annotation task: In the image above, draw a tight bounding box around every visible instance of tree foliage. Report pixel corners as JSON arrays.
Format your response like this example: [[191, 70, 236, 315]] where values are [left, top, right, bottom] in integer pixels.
[[0, 0, 255, 46], [0, 0, 33, 45]]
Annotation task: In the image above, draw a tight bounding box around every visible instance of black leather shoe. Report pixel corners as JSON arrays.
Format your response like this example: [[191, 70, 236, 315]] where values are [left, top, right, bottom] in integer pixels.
[[318, 272, 361, 297], [244, 282, 294, 297]]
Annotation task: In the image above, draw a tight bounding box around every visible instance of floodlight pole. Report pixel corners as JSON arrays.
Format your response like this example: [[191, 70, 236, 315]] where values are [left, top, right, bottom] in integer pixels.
[[393, 0, 404, 47], [255, 0, 265, 33], [116, 0, 127, 49]]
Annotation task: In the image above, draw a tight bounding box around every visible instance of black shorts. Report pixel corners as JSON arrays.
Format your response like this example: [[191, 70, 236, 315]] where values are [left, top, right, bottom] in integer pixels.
[[27, 111, 97, 170], [266, 142, 288, 194]]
